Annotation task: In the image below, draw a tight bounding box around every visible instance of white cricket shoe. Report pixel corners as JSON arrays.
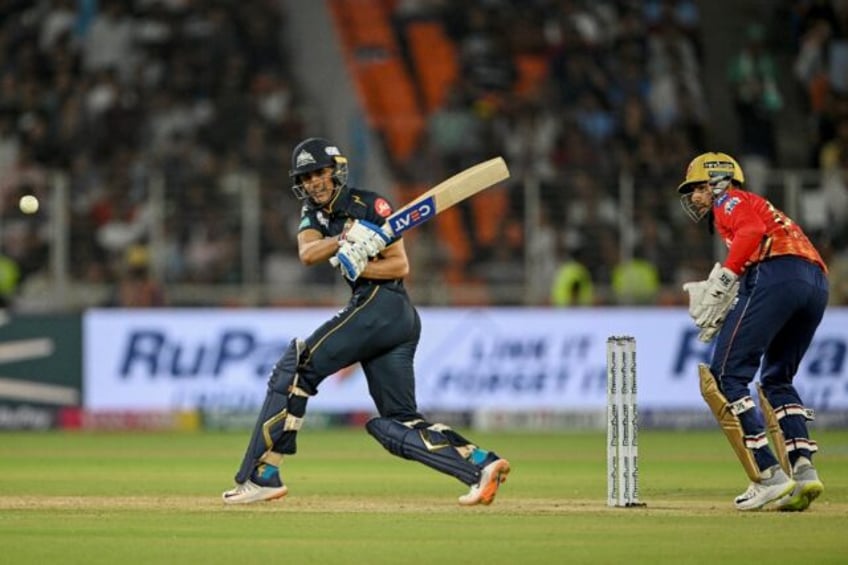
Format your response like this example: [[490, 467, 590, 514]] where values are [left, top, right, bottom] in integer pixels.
[[734, 465, 796, 511], [777, 457, 824, 512], [222, 480, 288, 504], [458, 458, 510, 506]]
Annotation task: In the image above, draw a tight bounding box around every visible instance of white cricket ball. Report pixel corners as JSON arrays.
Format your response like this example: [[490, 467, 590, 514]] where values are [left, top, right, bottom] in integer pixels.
[[19, 194, 39, 214]]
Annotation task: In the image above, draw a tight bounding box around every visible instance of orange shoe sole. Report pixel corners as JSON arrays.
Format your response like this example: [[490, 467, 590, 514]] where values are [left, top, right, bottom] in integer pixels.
[[480, 459, 511, 505]]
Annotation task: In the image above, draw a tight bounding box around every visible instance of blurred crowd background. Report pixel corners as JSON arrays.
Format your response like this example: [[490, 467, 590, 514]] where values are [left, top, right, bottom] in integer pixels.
[[0, 0, 847, 311]]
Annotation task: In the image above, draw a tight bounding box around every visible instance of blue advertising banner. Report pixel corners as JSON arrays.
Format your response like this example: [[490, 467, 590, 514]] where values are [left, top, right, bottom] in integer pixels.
[[82, 308, 848, 412]]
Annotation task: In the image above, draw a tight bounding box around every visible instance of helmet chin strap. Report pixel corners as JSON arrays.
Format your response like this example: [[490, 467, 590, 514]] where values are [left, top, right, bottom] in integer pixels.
[[310, 182, 343, 210]]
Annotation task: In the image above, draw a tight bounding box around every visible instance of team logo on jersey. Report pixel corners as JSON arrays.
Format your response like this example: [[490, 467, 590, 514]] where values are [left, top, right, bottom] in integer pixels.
[[374, 198, 392, 218], [316, 211, 329, 228], [723, 196, 740, 215], [296, 150, 316, 168]]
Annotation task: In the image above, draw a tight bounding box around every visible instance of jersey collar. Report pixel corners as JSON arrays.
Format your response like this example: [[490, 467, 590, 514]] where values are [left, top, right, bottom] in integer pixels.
[[319, 185, 350, 214]]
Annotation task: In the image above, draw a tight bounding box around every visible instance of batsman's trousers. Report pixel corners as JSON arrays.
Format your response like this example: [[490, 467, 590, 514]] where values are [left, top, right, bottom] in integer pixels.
[[235, 282, 422, 482]]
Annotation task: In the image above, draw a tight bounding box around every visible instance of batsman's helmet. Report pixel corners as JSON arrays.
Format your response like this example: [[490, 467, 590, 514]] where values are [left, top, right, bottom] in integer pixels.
[[677, 152, 745, 222], [289, 137, 349, 201]]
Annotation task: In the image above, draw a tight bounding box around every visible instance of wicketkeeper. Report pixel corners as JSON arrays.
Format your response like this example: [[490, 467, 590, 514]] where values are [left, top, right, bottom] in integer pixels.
[[678, 152, 828, 511], [222, 137, 510, 505]]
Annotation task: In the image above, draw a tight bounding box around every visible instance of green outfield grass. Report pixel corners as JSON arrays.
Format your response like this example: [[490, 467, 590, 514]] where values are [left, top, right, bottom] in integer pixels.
[[1, 428, 846, 564]]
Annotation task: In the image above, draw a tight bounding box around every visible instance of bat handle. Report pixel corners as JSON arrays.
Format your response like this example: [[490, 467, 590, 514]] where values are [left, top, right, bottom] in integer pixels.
[[329, 224, 392, 269]]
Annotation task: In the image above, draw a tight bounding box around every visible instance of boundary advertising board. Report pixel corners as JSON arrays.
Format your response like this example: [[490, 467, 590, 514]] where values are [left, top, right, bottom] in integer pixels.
[[83, 308, 848, 413]]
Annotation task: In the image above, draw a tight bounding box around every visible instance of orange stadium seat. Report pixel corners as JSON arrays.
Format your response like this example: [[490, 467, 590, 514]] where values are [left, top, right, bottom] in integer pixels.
[[406, 20, 459, 112], [377, 61, 425, 159], [378, 0, 399, 13], [328, 0, 424, 162], [436, 207, 472, 264], [471, 183, 510, 247], [333, 0, 394, 49], [514, 54, 549, 97]]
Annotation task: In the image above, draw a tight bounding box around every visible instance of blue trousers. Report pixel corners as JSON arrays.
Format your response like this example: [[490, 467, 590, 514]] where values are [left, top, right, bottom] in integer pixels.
[[711, 257, 828, 471]]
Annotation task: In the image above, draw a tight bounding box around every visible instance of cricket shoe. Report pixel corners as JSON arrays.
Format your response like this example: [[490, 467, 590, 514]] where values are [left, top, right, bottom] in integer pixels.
[[734, 465, 796, 511], [777, 457, 824, 512], [222, 464, 288, 504], [458, 457, 511, 506], [222, 480, 288, 504]]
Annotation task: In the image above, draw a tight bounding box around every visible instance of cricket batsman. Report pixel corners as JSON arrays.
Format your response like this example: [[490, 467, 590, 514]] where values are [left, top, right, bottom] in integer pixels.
[[222, 137, 510, 505], [678, 152, 828, 511]]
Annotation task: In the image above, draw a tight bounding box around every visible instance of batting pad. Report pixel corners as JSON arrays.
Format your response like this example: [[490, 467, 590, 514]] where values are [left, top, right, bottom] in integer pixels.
[[366, 417, 481, 485]]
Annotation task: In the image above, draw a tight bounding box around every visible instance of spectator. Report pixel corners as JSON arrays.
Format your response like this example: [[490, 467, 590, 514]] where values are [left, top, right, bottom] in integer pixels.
[[727, 24, 783, 169], [611, 252, 661, 305], [550, 244, 594, 306], [0, 252, 20, 308], [107, 244, 166, 307]]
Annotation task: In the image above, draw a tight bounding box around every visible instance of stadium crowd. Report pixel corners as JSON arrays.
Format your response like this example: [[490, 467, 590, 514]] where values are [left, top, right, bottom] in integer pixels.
[[0, 0, 846, 309], [0, 0, 307, 307]]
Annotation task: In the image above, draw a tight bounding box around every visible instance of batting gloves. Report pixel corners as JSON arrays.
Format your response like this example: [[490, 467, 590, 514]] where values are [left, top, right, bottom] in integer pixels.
[[335, 240, 370, 281], [343, 219, 390, 258]]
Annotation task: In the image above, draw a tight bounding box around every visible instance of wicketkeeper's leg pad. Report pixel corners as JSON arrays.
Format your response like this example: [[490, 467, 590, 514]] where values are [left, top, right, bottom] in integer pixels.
[[699, 364, 762, 481], [366, 417, 482, 485], [756, 384, 791, 475]]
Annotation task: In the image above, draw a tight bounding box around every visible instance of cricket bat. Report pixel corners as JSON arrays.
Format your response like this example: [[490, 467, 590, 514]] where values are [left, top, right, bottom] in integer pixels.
[[331, 157, 509, 268], [382, 156, 510, 238]]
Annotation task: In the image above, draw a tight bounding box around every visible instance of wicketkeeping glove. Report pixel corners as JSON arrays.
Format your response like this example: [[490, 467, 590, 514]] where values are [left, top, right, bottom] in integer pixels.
[[343, 219, 391, 258], [334, 240, 369, 281], [682, 262, 739, 331], [696, 322, 721, 344]]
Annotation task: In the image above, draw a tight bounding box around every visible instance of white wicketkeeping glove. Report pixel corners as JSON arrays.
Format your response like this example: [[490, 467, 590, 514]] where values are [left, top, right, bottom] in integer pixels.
[[343, 219, 391, 258], [682, 262, 739, 331], [334, 240, 369, 281], [696, 322, 721, 344]]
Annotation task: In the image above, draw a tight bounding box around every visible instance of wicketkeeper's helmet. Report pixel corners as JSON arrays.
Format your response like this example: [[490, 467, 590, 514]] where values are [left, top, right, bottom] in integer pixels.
[[677, 152, 745, 222], [677, 152, 745, 194]]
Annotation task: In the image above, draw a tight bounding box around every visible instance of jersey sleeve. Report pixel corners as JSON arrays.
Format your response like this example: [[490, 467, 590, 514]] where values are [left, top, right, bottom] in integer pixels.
[[297, 204, 324, 235], [366, 195, 395, 225]]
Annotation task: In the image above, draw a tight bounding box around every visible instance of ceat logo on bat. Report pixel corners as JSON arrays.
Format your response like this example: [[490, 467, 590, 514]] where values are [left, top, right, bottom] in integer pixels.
[[389, 196, 435, 235], [374, 198, 392, 217]]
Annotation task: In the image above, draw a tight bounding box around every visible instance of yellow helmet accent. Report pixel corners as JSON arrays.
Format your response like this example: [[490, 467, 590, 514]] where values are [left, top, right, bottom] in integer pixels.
[[677, 152, 745, 194]]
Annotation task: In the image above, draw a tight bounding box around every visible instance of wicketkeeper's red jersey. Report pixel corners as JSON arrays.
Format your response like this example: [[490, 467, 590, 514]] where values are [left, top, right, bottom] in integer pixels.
[[712, 188, 827, 275]]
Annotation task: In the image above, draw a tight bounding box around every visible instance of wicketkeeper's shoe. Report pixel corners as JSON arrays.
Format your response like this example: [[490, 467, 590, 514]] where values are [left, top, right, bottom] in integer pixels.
[[458, 457, 510, 506], [777, 457, 824, 512], [222, 463, 288, 504], [734, 465, 796, 511]]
